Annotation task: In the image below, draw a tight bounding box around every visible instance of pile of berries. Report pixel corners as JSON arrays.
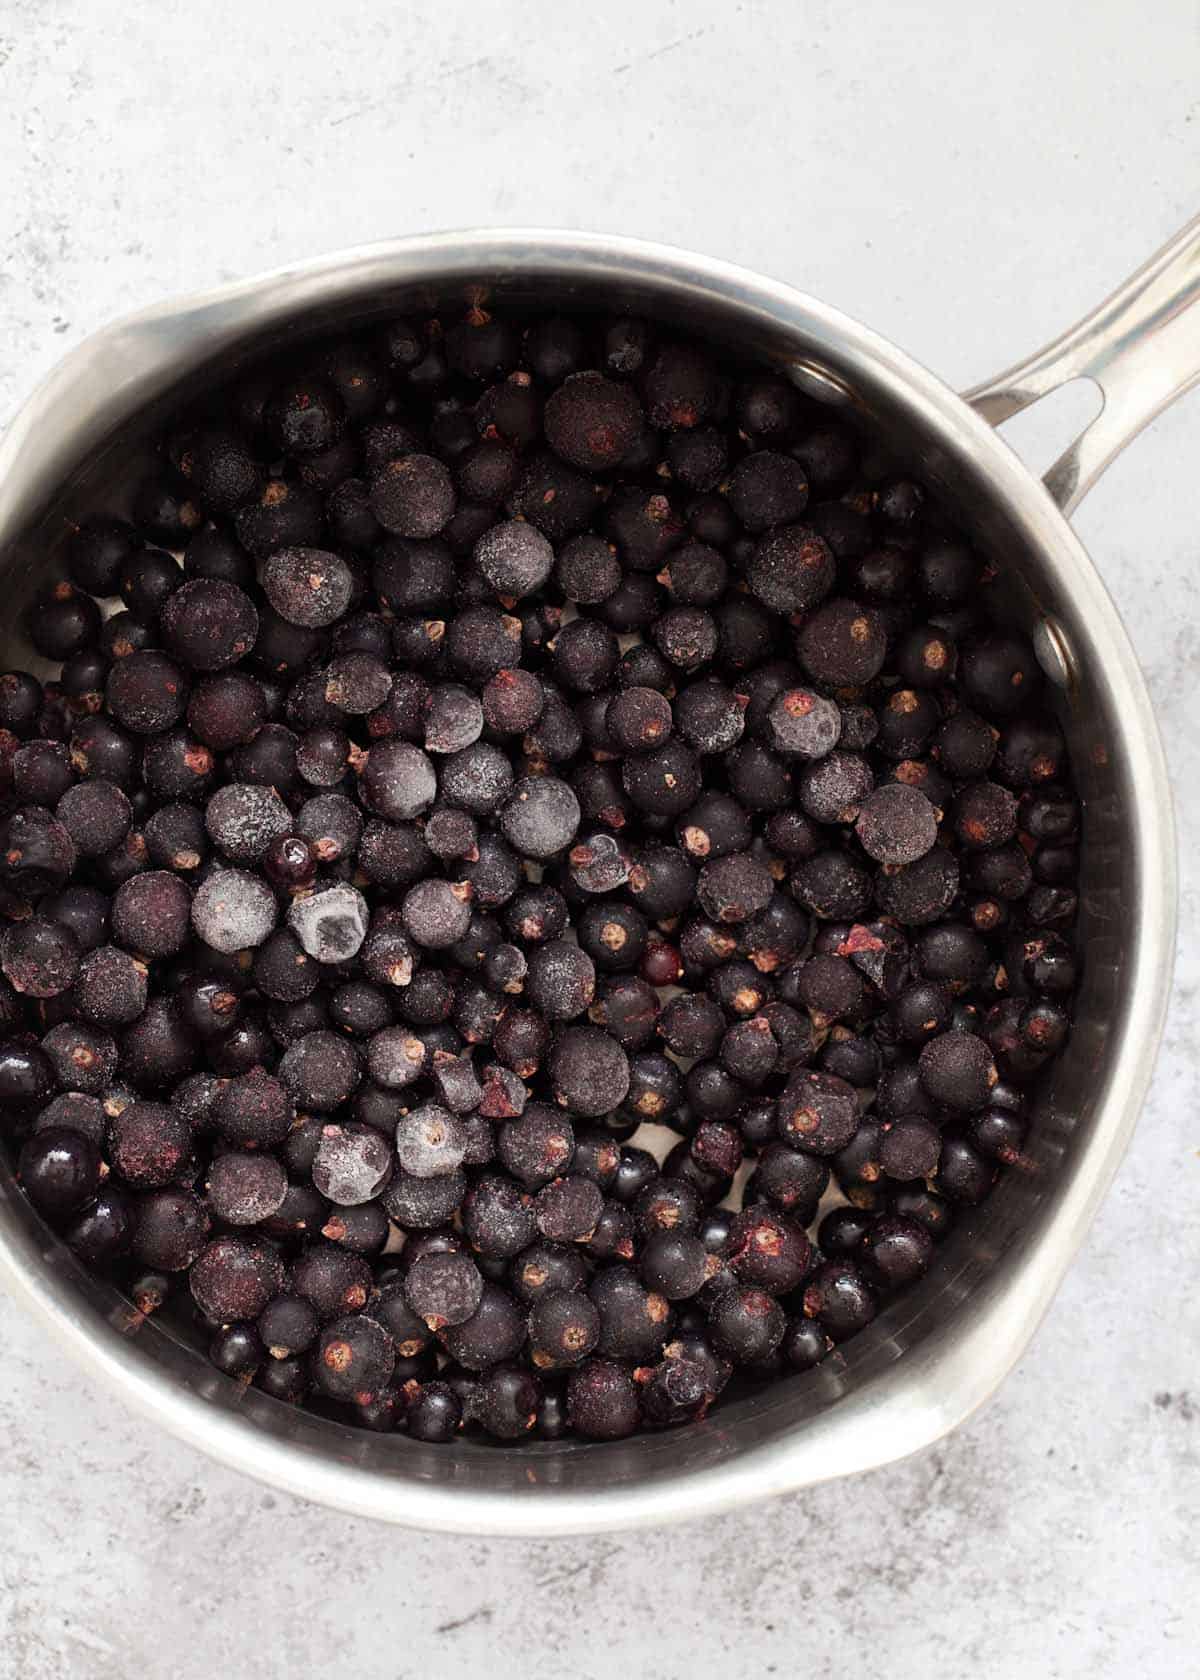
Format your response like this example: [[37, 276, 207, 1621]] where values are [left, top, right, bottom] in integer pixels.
[[0, 299, 1079, 1443]]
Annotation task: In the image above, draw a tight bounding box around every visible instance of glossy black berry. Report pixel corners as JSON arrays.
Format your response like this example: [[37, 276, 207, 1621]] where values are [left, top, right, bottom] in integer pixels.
[[725, 1206, 811, 1294], [257, 1293, 320, 1360], [591, 1265, 673, 1361], [528, 1288, 601, 1368], [27, 580, 102, 661], [747, 1144, 829, 1223], [313, 1313, 395, 1402], [403, 1380, 461, 1441], [18, 1127, 101, 1217], [131, 1188, 211, 1272], [817, 1204, 875, 1259], [780, 1315, 832, 1372], [476, 1363, 542, 1439], [707, 1285, 786, 1365], [65, 1183, 134, 1265], [802, 1260, 877, 1341], [935, 1133, 997, 1204]]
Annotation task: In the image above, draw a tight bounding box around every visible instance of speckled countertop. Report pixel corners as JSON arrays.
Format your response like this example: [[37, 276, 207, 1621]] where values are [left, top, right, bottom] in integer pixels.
[[0, 3, 1197, 1675]]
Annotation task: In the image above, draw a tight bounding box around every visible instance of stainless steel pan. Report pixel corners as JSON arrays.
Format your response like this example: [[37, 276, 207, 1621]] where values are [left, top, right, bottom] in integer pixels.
[[0, 222, 1191, 1534]]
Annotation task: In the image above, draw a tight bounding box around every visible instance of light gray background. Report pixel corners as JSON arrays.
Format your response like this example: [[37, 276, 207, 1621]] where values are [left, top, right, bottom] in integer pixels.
[[1, 2, 1197, 1675]]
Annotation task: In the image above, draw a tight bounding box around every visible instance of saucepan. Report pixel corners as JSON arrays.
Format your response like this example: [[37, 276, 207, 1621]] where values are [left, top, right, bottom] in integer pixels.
[[0, 221, 1190, 1534]]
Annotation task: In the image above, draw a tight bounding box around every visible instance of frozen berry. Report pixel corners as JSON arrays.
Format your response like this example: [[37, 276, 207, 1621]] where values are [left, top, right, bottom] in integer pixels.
[[205, 1151, 287, 1226], [545, 373, 643, 471], [160, 579, 258, 671], [919, 1030, 998, 1111], [1, 916, 81, 998], [109, 1100, 191, 1189], [191, 867, 277, 952], [370, 454, 455, 538], [287, 882, 370, 963], [856, 783, 939, 865]]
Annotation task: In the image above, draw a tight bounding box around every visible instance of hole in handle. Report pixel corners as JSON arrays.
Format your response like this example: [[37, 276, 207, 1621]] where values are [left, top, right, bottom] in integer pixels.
[[990, 377, 1103, 486]]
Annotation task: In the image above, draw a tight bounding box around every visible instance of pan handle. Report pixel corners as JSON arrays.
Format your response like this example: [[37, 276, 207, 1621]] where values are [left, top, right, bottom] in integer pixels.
[[965, 214, 1200, 515]]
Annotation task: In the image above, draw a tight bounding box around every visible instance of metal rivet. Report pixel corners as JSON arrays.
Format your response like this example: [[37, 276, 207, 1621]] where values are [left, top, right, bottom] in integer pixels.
[[1033, 617, 1076, 690], [787, 359, 856, 406]]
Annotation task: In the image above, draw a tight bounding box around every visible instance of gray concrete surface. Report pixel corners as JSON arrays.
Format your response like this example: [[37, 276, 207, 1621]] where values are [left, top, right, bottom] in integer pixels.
[[1, 2, 1197, 1675]]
